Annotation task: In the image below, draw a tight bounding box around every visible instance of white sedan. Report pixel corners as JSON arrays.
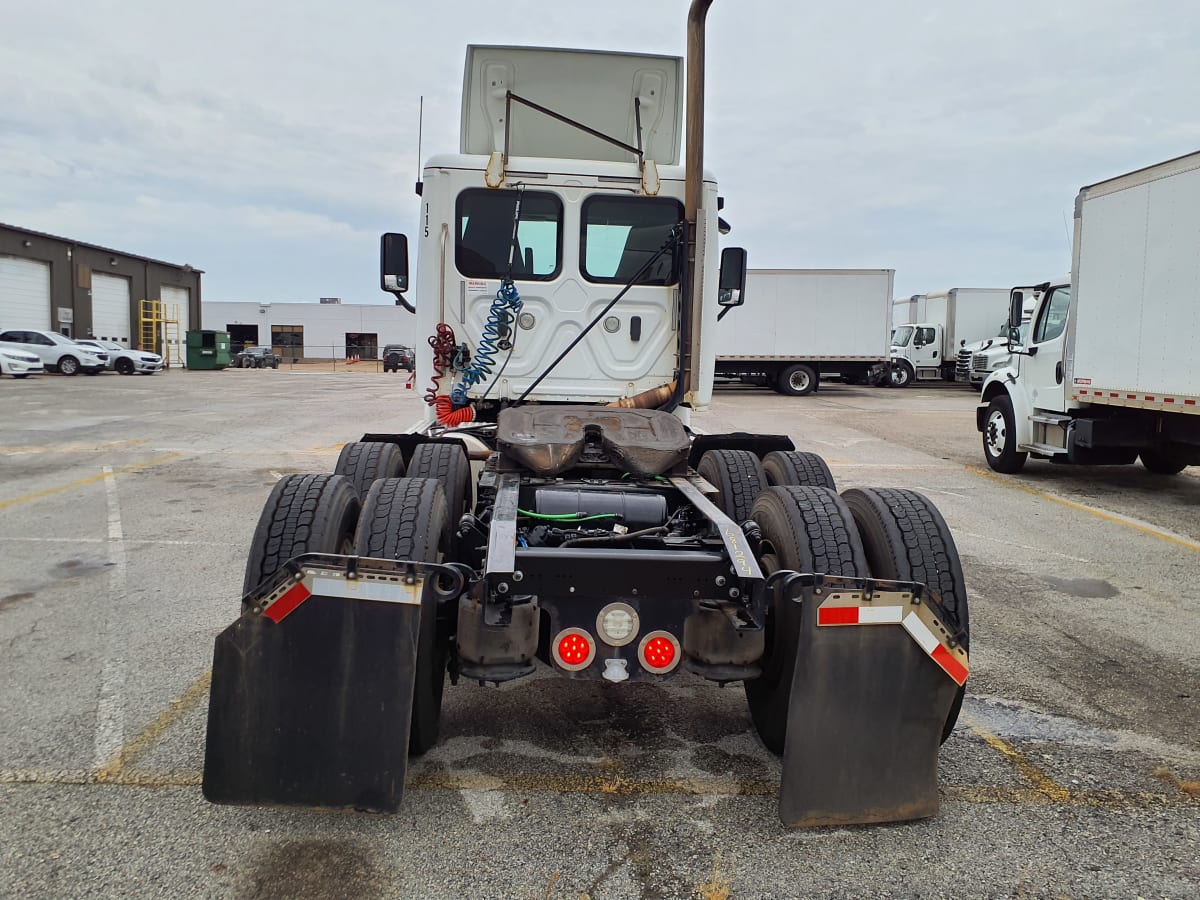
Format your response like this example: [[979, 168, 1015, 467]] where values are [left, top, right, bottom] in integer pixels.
[[0, 345, 45, 378], [75, 339, 164, 375]]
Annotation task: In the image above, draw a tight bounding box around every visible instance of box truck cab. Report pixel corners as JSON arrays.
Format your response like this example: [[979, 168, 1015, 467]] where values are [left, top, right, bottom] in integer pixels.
[[889, 288, 1009, 387], [979, 152, 1200, 475], [956, 290, 1041, 388]]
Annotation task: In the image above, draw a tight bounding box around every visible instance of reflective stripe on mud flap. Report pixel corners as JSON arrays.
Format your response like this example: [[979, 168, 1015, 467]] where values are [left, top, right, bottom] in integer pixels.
[[816, 591, 969, 687]]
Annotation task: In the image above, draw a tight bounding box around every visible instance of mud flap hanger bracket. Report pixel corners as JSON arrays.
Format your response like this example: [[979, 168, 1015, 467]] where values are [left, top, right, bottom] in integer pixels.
[[245, 552, 471, 624], [759, 570, 969, 685]]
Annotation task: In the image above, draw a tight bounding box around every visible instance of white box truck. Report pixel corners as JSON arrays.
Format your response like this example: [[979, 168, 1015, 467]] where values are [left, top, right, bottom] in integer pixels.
[[979, 151, 1200, 475], [889, 287, 1010, 386], [715, 268, 894, 395]]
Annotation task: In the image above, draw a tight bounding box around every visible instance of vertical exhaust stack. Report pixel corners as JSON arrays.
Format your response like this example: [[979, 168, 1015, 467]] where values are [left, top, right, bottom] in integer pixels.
[[683, 0, 714, 401]]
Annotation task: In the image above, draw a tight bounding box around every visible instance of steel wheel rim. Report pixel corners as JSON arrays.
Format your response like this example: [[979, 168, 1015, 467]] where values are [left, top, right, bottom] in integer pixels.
[[986, 410, 1006, 457]]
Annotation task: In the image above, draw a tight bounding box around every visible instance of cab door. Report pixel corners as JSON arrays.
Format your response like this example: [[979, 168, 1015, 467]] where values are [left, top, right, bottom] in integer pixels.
[[909, 325, 942, 372], [1018, 285, 1072, 413]]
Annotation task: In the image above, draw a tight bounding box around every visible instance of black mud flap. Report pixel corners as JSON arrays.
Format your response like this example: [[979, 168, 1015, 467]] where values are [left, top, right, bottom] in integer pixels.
[[778, 577, 966, 827], [203, 555, 461, 813]]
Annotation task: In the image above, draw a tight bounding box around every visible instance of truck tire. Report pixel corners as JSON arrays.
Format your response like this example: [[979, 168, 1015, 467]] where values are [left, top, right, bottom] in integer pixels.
[[242, 474, 361, 597], [842, 488, 969, 743], [982, 395, 1027, 473], [335, 441, 406, 500], [407, 442, 472, 528], [889, 361, 914, 388], [745, 486, 868, 754], [697, 449, 767, 523], [1139, 449, 1188, 475], [762, 450, 836, 491], [777, 363, 817, 397], [355, 476, 450, 755]]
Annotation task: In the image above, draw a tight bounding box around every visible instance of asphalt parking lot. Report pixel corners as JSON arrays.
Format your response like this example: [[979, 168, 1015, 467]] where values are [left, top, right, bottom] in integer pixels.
[[1, 369, 1197, 899]]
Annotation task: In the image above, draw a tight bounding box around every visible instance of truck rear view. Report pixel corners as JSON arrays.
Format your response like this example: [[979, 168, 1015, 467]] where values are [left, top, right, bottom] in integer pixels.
[[203, 6, 971, 829]]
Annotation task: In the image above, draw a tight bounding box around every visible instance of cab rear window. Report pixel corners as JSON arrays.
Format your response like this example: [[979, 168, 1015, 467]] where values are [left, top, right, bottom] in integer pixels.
[[456, 189, 562, 280], [581, 196, 682, 285]]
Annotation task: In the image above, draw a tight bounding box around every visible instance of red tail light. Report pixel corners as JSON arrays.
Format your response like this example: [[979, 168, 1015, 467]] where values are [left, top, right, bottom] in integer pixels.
[[552, 628, 595, 672], [638, 631, 681, 674]]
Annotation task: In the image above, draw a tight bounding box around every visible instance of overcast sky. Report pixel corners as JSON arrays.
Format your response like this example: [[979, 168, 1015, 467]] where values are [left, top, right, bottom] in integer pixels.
[[2, 1, 1197, 304]]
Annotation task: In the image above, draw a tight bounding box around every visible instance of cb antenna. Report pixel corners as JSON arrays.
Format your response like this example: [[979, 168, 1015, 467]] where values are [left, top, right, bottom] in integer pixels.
[[415, 95, 424, 196]]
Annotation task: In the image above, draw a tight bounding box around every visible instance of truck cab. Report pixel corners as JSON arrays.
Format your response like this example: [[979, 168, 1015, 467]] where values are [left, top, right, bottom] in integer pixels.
[[978, 279, 1075, 467], [382, 46, 743, 423], [890, 322, 944, 385]]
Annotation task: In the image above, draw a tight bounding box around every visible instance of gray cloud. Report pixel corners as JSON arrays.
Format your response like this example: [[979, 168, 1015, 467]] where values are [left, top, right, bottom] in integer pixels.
[[2, 0, 1197, 303]]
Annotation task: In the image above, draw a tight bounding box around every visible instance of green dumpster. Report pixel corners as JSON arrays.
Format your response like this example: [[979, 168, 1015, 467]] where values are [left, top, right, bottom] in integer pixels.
[[187, 330, 233, 370]]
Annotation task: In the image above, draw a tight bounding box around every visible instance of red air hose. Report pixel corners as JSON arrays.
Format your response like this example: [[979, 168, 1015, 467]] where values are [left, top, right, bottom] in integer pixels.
[[435, 395, 475, 426], [425, 323, 457, 404]]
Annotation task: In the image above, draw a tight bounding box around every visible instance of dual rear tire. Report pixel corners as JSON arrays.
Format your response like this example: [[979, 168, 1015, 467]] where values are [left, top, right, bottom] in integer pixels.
[[745, 484, 969, 753], [242, 469, 453, 756]]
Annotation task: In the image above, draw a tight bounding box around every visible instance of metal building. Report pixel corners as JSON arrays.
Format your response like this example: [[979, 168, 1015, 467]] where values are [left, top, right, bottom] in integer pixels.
[[202, 301, 416, 360], [0, 223, 203, 366]]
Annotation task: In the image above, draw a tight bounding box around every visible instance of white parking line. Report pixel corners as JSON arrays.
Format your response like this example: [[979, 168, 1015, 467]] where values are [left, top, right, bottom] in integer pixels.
[[0, 537, 237, 547], [93, 467, 128, 769]]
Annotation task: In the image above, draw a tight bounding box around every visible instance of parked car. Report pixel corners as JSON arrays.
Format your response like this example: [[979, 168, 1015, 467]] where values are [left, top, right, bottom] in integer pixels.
[[0, 329, 107, 375], [0, 345, 45, 378], [234, 346, 282, 369], [382, 344, 415, 373], [74, 339, 163, 375]]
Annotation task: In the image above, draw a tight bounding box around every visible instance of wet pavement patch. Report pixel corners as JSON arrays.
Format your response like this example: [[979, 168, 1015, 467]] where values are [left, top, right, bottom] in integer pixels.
[[49, 556, 114, 579], [240, 839, 384, 900], [1040, 576, 1119, 598]]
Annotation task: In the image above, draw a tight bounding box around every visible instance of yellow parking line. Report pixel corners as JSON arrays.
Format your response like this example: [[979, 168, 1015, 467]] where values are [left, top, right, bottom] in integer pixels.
[[966, 464, 1200, 553], [0, 453, 183, 512], [0, 440, 147, 454], [969, 723, 1072, 803], [94, 670, 212, 782], [3, 766, 1194, 809]]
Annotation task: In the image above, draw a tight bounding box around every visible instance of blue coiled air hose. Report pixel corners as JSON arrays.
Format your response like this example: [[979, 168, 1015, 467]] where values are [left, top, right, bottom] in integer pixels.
[[451, 280, 522, 404]]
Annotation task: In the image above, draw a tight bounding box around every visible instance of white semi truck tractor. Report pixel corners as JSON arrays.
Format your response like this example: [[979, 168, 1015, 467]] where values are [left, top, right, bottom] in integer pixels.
[[979, 152, 1200, 475], [203, 3, 970, 828]]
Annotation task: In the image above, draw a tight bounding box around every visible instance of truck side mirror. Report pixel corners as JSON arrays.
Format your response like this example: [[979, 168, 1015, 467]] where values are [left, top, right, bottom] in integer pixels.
[[380, 233, 414, 313], [718, 247, 747, 308], [1008, 290, 1024, 331]]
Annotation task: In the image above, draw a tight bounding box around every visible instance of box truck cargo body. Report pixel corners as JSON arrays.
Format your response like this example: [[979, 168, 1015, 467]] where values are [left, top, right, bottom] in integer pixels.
[[889, 288, 1009, 386], [715, 268, 893, 395], [979, 151, 1200, 474]]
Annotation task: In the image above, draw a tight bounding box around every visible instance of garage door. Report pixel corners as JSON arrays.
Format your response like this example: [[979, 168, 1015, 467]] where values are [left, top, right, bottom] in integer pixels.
[[0, 255, 51, 330], [91, 272, 132, 343], [161, 285, 191, 367]]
